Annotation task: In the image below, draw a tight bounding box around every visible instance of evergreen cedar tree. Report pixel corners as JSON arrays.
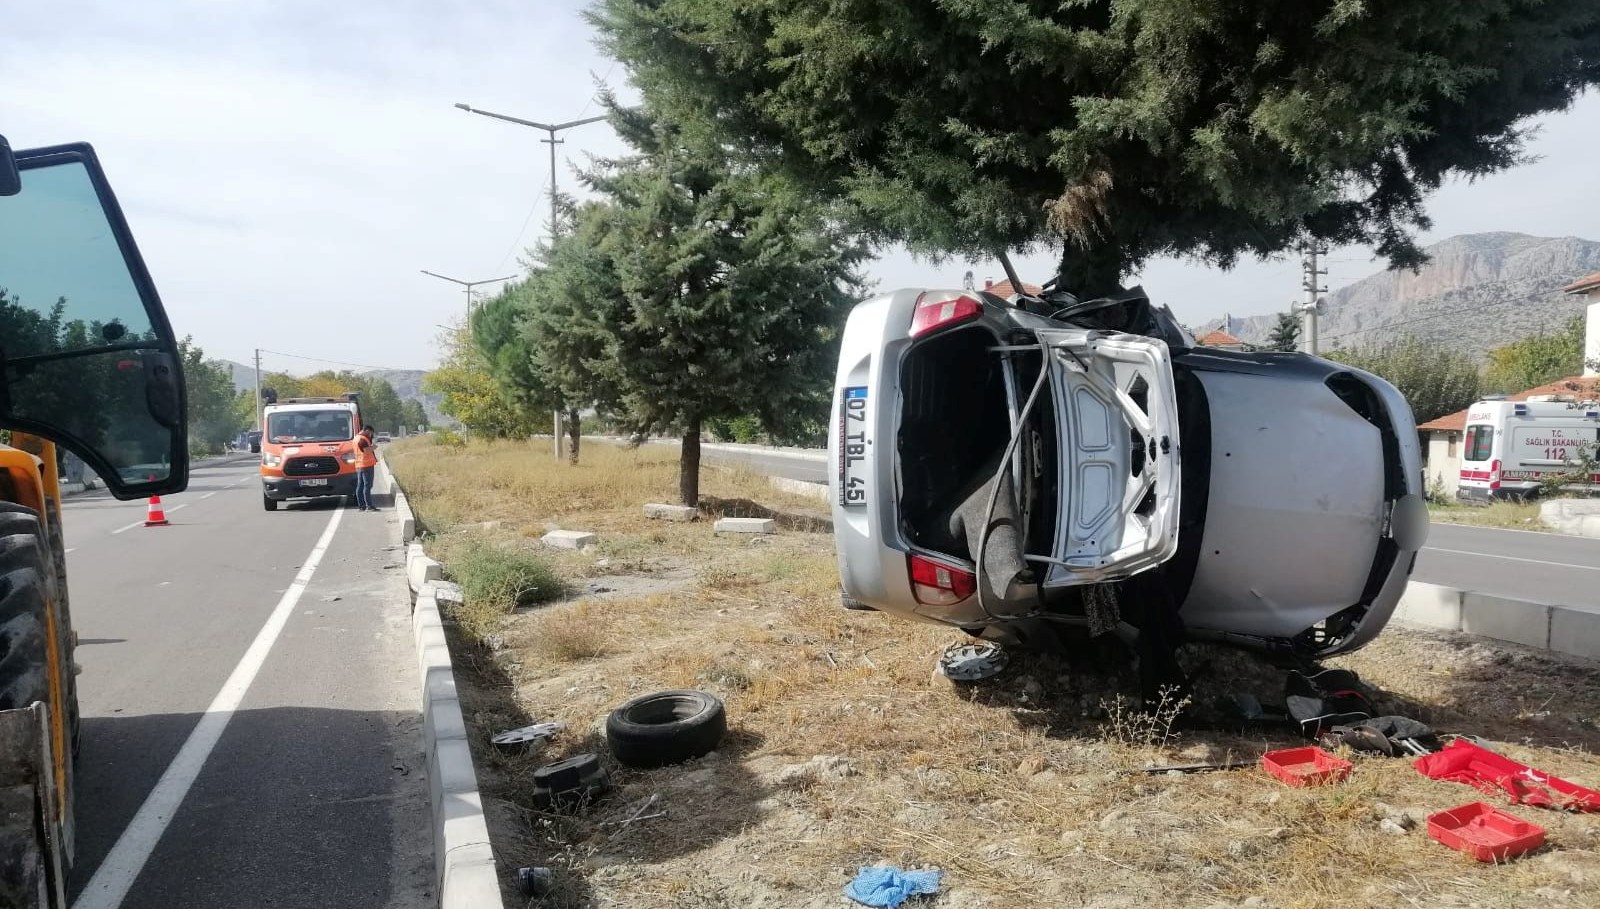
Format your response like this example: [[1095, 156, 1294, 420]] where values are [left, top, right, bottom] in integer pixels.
[[591, 0, 1600, 296]]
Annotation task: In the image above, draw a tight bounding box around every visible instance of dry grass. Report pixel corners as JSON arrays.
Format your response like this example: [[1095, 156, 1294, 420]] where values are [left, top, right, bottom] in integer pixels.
[[392, 436, 1600, 909], [1428, 500, 1549, 531]]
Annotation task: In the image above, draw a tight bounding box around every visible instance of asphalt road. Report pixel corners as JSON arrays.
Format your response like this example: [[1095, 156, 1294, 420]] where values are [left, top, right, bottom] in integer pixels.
[[699, 444, 1600, 615], [1412, 522, 1600, 614], [61, 456, 430, 909]]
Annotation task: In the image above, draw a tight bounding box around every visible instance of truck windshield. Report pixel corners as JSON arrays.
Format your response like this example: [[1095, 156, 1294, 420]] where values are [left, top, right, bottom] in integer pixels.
[[268, 412, 353, 443]]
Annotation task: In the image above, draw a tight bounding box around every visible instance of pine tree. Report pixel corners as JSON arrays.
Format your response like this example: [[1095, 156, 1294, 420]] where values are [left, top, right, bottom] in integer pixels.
[[1266, 312, 1302, 352]]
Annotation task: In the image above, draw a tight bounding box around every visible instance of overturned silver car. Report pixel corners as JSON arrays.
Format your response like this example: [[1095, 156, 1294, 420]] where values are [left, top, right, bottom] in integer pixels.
[[828, 283, 1429, 666]]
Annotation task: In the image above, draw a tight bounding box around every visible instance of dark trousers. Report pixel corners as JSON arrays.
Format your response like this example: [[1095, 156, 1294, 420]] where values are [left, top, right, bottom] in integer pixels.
[[355, 466, 376, 509]]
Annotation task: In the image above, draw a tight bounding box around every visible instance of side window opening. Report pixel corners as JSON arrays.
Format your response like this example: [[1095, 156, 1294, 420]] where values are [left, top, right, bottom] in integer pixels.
[[1464, 425, 1494, 462]]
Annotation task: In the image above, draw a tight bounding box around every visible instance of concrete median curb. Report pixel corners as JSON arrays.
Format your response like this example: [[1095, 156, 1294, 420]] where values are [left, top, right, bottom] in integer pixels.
[[391, 460, 507, 909], [1395, 581, 1600, 662]]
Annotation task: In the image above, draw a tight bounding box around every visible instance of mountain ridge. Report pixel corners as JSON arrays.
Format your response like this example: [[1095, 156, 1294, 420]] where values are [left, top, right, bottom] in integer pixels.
[[1205, 232, 1600, 359]]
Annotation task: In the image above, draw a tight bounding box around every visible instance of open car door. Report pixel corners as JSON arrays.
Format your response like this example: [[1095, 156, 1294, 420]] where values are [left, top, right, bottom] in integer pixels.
[[1035, 328, 1181, 586], [0, 138, 188, 498]]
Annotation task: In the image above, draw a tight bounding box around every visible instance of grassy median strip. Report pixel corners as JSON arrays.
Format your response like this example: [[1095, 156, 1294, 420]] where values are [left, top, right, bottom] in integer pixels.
[[389, 436, 1600, 909], [1427, 499, 1549, 531]]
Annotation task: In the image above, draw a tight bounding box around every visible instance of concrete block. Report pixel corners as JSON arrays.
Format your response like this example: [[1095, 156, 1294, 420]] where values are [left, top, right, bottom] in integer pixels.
[[1550, 607, 1600, 662], [407, 544, 443, 593], [435, 737, 482, 796], [769, 476, 829, 501], [542, 529, 597, 550], [1393, 582, 1463, 631], [714, 517, 777, 534], [395, 492, 417, 542], [644, 503, 698, 521], [1460, 592, 1551, 649], [433, 580, 465, 606], [440, 842, 501, 909]]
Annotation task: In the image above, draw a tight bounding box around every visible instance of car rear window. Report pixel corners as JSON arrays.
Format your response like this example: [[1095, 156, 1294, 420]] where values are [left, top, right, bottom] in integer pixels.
[[1464, 424, 1494, 462]]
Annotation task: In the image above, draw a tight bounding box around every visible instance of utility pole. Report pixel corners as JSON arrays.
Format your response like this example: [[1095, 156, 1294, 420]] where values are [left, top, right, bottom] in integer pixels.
[[254, 348, 263, 433], [1300, 240, 1329, 355], [455, 102, 610, 461]]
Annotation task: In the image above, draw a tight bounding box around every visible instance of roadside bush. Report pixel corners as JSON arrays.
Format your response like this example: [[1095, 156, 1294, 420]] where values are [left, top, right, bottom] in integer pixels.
[[439, 540, 564, 641], [433, 429, 466, 449]]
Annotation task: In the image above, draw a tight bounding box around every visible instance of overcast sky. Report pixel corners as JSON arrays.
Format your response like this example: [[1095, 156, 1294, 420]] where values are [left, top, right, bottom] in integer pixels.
[[5, 1, 1597, 371]]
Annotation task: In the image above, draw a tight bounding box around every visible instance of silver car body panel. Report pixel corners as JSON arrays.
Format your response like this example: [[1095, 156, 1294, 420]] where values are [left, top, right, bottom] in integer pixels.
[[1034, 329, 1181, 585]]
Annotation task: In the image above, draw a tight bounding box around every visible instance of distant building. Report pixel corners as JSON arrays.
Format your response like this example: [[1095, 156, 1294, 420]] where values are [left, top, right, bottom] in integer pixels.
[[1561, 270, 1600, 378], [1195, 328, 1248, 351], [981, 278, 1044, 297]]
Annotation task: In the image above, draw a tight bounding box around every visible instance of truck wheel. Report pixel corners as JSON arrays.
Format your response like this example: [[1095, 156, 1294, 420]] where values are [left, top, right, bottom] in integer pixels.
[[0, 510, 53, 717], [263, 495, 278, 512]]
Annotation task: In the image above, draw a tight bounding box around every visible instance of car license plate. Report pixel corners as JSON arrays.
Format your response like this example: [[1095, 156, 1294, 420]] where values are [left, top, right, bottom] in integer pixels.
[[839, 386, 869, 506], [299, 478, 329, 487]]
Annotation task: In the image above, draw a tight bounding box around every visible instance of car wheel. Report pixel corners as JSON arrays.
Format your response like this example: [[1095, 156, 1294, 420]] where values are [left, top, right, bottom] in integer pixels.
[[605, 689, 727, 768], [263, 495, 278, 512]]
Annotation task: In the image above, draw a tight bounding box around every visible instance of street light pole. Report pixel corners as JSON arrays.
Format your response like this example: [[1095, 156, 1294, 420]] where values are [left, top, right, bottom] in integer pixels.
[[454, 103, 607, 239], [455, 102, 609, 461], [419, 270, 515, 322]]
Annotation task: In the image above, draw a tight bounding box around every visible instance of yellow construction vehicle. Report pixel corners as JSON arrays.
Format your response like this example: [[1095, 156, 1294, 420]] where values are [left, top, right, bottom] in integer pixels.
[[0, 135, 188, 906]]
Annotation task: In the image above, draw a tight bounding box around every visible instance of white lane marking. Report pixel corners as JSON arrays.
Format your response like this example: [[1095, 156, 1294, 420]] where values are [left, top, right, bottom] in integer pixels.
[[1431, 522, 1575, 540], [1424, 545, 1600, 572], [74, 505, 345, 909], [201, 492, 216, 500], [109, 503, 189, 535], [65, 548, 76, 554]]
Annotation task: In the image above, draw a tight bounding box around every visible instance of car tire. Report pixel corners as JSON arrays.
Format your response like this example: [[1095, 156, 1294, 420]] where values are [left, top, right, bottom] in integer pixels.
[[605, 689, 727, 768], [263, 495, 278, 512]]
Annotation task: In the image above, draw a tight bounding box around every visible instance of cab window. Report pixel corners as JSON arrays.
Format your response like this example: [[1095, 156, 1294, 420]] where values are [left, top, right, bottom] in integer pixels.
[[267, 412, 353, 443], [1464, 424, 1494, 462], [0, 143, 186, 497]]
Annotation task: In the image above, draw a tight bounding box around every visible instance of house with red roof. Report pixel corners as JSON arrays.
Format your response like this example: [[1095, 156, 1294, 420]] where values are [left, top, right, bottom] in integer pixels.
[[1195, 328, 1248, 351], [1418, 270, 1600, 495]]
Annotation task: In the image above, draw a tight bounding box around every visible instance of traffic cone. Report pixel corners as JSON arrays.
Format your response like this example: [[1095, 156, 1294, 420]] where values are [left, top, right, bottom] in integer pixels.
[[144, 495, 169, 526]]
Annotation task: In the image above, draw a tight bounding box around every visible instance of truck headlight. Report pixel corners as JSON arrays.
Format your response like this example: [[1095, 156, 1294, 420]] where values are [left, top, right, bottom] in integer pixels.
[[342, 452, 357, 464], [263, 454, 281, 467]]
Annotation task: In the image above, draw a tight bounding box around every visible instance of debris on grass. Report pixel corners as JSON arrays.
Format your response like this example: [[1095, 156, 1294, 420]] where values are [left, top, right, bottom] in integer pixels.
[[388, 437, 1600, 909]]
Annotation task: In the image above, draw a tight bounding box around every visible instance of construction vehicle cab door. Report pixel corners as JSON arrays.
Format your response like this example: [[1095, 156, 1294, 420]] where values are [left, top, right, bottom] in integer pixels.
[[0, 138, 187, 498]]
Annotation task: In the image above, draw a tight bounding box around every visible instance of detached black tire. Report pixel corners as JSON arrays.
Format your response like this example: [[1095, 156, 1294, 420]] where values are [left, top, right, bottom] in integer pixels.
[[263, 495, 278, 512], [605, 690, 727, 768]]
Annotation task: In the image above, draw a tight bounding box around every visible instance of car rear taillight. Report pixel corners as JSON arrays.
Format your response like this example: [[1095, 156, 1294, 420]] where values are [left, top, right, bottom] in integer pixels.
[[909, 292, 982, 338], [1489, 459, 1501, 491], [908, 554, 977, 606]]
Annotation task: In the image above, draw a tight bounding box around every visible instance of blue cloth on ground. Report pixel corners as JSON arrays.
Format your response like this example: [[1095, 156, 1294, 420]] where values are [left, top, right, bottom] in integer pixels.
[[844, 865, 942, 908]]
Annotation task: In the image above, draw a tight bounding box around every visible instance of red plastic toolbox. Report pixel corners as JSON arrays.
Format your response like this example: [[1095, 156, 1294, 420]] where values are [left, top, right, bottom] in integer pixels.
[[1427, 801, 1546, 862], [1261, 747, 1353, 787]]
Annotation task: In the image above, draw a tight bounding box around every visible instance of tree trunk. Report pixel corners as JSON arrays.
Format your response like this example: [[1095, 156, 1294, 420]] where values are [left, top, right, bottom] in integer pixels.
[[565, 408, 581, 464], [679, 417, 702, 508], [1055, 242, 1129, 301]]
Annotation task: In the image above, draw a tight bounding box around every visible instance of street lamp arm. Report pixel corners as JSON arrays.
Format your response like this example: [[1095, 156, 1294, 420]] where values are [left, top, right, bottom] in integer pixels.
[[454, 103, 556, 132], [549, 114, 609, 132], [420, 269, 469, 287]]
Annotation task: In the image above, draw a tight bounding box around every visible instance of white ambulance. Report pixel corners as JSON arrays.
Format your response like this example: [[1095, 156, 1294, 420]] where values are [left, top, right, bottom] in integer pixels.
[[1458, 396, 1600, 501]]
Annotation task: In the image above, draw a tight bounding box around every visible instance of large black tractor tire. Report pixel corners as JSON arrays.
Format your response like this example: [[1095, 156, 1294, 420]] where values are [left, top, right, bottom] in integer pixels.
[[0, 505, 76, 752], [0, 509, 54, 716]]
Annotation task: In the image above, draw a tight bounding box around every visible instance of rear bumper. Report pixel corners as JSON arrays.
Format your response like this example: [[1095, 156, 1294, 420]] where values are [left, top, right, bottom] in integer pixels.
[[263, 473, 358, 501]]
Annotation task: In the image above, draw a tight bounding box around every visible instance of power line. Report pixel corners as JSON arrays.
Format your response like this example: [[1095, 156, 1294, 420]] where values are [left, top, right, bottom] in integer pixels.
[[256, 348, 421, 373]]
